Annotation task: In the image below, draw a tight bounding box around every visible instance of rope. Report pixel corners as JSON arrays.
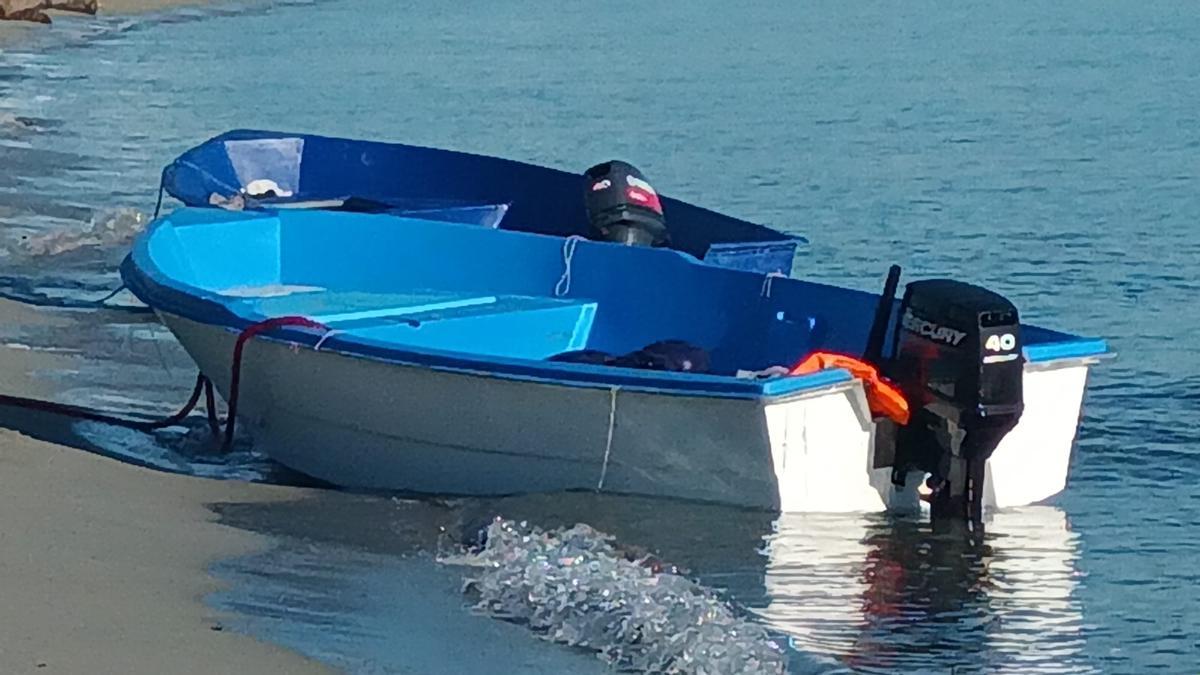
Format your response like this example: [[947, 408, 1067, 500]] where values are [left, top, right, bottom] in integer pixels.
[[221, 316, 328, 451], [0, 166, 164, 313], [554, 235, 586, 297], [92, 284, 130, 305], [152, 181, 165, 220], [0, 372, 211, 432], [1, 163, 237, 315], [313, 328, 345, 352], [0, 287, 151, 312], [171, 159, 243, 196], [204, 378, 220, 437], [596, 386, 619, 491], [0, 316, 327, 454], [151, 159, 246, 219], [761, 271, 785, 298], [0, 274, 150, 312]]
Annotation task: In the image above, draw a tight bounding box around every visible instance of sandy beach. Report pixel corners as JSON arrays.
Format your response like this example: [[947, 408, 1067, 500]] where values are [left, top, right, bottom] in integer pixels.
[[0, 3, 339, 668], [0, 299, 329, 673], [0, 430, 331, 674], [1, 0, 315, 660]]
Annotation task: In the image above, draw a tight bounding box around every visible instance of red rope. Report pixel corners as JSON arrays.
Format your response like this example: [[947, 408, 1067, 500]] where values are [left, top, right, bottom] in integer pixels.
[[221, 316, 328, 452], [0, 316, 328, 453]]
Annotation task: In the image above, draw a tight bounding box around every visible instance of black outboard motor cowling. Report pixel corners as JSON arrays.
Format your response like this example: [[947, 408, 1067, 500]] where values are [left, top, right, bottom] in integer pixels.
[[584, 160, 669, 247], [886, 279, 1025, 523]]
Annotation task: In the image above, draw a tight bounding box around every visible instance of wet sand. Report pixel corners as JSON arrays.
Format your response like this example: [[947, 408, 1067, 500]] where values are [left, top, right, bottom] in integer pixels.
[[0, 297, 329, 673], [0, 430, 330, 673]]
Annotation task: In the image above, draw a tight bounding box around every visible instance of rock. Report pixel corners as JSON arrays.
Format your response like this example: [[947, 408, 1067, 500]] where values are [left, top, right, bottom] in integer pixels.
[[0, 0, 98, 23], [2, 7, 52, 22]]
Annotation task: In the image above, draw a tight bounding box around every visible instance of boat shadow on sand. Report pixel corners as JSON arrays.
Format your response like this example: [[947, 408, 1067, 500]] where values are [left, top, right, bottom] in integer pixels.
[[0, 400, 321, 485]]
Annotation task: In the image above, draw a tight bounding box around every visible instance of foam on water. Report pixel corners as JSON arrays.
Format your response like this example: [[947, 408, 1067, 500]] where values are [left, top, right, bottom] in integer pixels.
[[453, 518, 787, 674], [71, 419, 281, 482], [0, 111, 44, 135], [13, 205, 146, 257], [0, 207, 148, 308]]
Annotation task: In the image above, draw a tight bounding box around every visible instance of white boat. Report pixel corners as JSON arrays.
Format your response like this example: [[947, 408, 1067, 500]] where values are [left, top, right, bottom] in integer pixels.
[[123, 137, 1109, 519]]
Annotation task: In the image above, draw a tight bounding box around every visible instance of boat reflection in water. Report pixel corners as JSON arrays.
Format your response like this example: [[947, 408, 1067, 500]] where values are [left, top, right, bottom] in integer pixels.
[[462, 495, 1090, 674], [750, 506, 1091, 674]]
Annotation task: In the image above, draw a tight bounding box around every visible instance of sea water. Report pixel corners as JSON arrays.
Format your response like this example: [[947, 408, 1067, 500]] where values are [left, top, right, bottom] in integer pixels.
[[1, 0, 1197, 672]]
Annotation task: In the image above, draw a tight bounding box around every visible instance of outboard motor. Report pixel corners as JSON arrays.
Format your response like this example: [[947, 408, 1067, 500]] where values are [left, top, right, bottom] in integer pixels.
[[583, 160, 669, 247], [884, 279, 1025, 524]]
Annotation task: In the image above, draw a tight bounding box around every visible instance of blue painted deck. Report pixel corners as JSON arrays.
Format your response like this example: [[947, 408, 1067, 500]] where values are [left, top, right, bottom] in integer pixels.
[[231, 288, 596, 360]]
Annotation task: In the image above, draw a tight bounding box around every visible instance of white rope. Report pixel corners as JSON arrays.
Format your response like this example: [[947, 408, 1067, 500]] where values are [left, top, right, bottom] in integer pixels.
[[554, 235, 585, 297], [313, 328, 345, 352], [596, 386, 619, 491], [761, 271, 785, 298]]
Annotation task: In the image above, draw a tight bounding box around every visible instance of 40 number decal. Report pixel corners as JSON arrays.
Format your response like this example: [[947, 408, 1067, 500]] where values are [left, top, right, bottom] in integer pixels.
[[985, 333, 1017, 352]]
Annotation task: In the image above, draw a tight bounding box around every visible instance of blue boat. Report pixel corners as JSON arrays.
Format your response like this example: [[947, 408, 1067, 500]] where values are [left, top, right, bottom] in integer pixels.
[[123, 139, 1109, 517], [159, 129, 801, 277]]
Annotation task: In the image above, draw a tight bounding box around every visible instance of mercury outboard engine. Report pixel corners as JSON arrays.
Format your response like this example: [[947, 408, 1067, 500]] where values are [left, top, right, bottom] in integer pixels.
[[583, 160, 669, 247], [882, 279, 1025, 524]]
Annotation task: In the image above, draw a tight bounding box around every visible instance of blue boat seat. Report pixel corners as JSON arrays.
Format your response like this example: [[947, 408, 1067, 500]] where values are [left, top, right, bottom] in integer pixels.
[[228, 288, 597, 360]]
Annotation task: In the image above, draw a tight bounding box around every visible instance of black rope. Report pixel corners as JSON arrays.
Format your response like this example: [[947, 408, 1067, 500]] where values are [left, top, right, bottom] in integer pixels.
[[204, 378, 220, 437], [0, 165, 168, 313], [0, 317, 327, 453], [0, 284, 152, 313], [152, 181, 165, 220], [0, 372, 213, 432]]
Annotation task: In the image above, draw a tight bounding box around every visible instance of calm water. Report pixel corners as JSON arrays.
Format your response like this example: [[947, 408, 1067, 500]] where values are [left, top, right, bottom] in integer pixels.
[[1, 0, 1198, 672]]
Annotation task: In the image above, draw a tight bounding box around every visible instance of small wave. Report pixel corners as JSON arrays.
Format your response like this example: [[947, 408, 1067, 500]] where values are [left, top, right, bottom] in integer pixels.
[[72, 419, 279, 483], [451, 518, 786, 674], [0, 206, 150, 308], [14, 205, 147, 257], [0, 112, 45, 135]]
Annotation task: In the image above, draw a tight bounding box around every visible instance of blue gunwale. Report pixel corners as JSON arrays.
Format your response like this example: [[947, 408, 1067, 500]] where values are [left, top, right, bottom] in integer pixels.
[[120, 240, 854, 401], [121, 209, 1109, 401], [1024, 340, 1110, 363]]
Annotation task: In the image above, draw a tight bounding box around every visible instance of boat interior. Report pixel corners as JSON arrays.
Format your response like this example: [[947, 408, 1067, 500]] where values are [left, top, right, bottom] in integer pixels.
[[137, 208, 1084, 381], [165, 130, 799, 269]]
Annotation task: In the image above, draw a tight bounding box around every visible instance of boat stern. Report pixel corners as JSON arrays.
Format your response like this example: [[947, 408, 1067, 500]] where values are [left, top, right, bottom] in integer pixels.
[[983, 343, 1108, 509], [760, 378, 924, 514]]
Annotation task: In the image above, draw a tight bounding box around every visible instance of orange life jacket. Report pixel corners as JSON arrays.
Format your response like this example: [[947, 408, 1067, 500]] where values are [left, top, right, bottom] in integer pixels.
[[789, 352, 911, 426]]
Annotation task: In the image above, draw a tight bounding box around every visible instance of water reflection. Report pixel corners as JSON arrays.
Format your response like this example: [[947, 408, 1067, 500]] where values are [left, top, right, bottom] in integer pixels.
[[752, 507, 1091, 674], [447, 494, 1091, 673], [204, 492, 1096, 674]]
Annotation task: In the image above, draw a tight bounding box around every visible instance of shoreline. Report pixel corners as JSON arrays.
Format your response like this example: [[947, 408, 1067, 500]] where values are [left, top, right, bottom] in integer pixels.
[[1, 0, 214, 36], [0, 296, 330, 673]]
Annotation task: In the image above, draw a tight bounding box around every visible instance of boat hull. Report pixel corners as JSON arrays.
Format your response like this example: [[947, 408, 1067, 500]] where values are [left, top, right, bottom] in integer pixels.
[[160, 312, 1094, 514]]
